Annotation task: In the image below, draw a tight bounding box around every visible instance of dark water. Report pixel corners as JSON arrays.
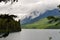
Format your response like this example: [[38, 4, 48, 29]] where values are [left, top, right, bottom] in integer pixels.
[[0, 29, 60, 40]]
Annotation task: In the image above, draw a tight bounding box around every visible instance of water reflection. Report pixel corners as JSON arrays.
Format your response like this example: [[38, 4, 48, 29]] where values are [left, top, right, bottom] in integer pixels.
[[0, 29, 60, 40]]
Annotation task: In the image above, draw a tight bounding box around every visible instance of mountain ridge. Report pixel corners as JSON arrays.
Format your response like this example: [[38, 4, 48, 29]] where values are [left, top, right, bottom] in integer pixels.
[[21, 9, 60, 24]]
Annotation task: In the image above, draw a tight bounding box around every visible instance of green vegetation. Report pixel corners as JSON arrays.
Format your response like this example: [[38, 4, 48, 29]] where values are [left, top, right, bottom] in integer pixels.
[[22, 17, 60, 29], [0, 14, 21, 33], [22, 5, 60, 29]]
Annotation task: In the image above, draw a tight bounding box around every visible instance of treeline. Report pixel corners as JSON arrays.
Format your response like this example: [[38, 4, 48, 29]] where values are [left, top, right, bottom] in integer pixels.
[[46, 5, 60, 29], [0, 14, 21, 33], [0, 0, 18, 4]]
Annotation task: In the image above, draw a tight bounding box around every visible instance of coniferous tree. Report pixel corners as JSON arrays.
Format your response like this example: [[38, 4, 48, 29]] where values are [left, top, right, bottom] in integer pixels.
[[0, 14, 21, 33], [0, 0, 18, 4]]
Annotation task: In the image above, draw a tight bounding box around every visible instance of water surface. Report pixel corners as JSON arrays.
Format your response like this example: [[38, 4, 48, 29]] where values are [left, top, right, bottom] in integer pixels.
[[0, 29, 60, 40]]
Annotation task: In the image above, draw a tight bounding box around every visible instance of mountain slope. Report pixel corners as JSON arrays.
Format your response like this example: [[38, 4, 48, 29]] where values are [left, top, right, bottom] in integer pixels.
[[22, 17, 60, 29], [21, 9, 60, 24]]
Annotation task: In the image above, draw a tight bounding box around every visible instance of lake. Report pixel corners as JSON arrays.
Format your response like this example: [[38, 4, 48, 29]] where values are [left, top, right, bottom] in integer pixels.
[[0, 29, 60, 40]]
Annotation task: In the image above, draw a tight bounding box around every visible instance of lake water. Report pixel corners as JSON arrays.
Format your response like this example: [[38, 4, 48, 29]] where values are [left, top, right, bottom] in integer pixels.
[[0, 29, 60, 40]]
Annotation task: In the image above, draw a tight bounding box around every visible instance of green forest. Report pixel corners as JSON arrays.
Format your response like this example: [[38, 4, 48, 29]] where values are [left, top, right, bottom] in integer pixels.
[[0, 14, 21, 33]]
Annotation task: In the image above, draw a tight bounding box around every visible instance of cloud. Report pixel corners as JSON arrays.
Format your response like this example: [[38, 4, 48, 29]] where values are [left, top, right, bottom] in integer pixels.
[[0, 0, 60, 20]]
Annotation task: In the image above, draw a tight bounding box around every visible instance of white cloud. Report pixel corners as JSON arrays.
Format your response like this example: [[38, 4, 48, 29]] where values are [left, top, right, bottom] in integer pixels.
[[0, 0, 60, 20]]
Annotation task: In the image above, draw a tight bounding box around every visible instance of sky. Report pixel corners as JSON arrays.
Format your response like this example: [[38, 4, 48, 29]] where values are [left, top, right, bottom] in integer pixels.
[[0, 0, 60, 20]]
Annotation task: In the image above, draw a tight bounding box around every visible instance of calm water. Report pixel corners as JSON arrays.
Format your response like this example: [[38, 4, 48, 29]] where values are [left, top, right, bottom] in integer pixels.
[[0, 29, 60, 40]]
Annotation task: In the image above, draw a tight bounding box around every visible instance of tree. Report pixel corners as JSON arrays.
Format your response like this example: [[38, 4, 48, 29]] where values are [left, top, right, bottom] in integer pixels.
[[57, 5, 60, 8], [46, 4, 60, 29], [0, 14, 21, 33], [0, 0, 18, 4]]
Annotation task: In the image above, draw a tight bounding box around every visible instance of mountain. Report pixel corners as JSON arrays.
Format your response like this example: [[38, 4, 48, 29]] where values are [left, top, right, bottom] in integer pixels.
[[22, 17, 60, 29], [21, 9, 60, 24]]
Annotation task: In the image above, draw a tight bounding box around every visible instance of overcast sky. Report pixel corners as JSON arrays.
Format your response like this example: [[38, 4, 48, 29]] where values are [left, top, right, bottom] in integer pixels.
[[0, 0, 60, 20]]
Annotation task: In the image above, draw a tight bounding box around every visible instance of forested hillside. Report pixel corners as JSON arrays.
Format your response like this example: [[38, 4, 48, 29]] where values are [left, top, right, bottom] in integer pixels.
[[0, 14, 21, 33]]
